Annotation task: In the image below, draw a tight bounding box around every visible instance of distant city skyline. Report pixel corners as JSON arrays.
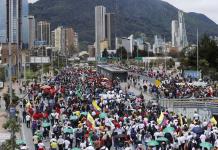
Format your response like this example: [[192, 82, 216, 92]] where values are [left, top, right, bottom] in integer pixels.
[[28, 0, 218, 24]]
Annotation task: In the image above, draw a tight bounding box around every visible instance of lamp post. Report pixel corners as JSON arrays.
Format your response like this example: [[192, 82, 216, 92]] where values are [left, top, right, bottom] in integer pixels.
[[8, 0, 13, 104]]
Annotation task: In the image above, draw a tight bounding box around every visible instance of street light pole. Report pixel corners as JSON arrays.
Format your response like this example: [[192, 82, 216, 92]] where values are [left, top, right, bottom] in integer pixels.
[[8, 0, 13, 103], [197, 28, 199, 79]]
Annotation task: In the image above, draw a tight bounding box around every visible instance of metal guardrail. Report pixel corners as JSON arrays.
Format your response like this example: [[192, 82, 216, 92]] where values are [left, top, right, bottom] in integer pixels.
[[159, 98, 218, 115]]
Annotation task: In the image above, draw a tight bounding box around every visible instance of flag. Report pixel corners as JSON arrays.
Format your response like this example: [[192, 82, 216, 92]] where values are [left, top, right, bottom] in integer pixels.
[[157, 112, 164, 125], [92, 100, 101, 111], [155, 80, 161, 87], [87, 113, 95, 128], [179, 114, 183, 126], [210, 116, 217, 125]]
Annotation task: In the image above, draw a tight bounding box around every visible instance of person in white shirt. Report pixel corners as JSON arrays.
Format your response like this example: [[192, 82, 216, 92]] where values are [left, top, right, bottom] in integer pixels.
[[85, 144, 95, 150], [26, 114, 31, 128], [64, 139, 70, 150]]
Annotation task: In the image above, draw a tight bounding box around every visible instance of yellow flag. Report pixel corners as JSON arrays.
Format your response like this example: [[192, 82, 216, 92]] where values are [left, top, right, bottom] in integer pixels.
[[87, 113, 95, 127], [92, 100, 101, 111], [210, 117, 217, 125], [179, 114, 183, 126], [157, 112, 164, 125], [155, 80, 161, 87]]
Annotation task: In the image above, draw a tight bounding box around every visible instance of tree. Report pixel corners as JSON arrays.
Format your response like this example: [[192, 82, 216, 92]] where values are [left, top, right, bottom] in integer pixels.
[[179, 35, 218, 79], [102, 48, 109, 58], [116, 47, 128, 60], [2, 118, 20, 150]]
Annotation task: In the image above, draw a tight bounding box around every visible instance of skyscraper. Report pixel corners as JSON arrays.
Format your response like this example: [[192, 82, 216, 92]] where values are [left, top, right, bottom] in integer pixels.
[[28, 15, 35, 49], [0, 0, 29, 48], [0, 0, 7, 43], [171, 20, 179, 47], [6, 0, 22, 47], [105, 13, 115, 50], [95, 5, 106, 58], [37, 21, 51, 45], [171, 10, 188, 51], [54, 26, 65, 51], [178, 10, 188, 49], [21, 0, 29, 48]]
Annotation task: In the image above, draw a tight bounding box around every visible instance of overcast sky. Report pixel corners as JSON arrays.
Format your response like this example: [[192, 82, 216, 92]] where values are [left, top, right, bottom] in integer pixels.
[[28, 0, 218, 24]]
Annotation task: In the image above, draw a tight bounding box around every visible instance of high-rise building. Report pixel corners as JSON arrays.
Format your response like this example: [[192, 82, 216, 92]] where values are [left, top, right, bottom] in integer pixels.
[[37, 21, 51, 45], [95, 5, 106, 58], [171, 20, 179, 48], [54, 26, 65, 51], [105, 13, 115, 50], [171, 10, 188, 51], [73, 32, 79, 50], [0, 0, 29, 48], [6, 0, 23, 47], [53, 26, 79, 56], [28, 15, 35, 49], [51, 30, 55, 47], [178, 10, 188, 49], [21, 0, 29, 48], [153, 35, 165, 54], [0, 0, 7, 43]]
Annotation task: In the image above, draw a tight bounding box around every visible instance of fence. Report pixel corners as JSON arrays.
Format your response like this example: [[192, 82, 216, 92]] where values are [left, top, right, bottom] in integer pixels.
[[159, 98, 218, 120]]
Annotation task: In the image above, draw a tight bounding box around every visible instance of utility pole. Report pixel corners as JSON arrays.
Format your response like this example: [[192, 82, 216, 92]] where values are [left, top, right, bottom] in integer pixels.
[[8, 0, 13, 104]]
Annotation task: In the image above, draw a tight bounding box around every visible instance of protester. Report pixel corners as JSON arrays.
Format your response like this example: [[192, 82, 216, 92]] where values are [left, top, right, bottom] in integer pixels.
[[18, 67, 218, 150]]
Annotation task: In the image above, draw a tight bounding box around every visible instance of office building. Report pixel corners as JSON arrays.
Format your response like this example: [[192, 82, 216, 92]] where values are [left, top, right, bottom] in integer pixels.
[[116, 34, 134, 55], [21, 0, 29, 48], [53, 26, 79, 56], [37, 21, 51, 45], [105, 13, 115, 50], [0, 0, 29, 48], [153, 35, 165, 54], [171, 10, 188, 51], [171, 20, 179, 48], [0, 0, 7, 43], [28, 15, 35, 49], [51, 30, 55, 47], [54, 26, 65, 51], [95, 6, 106, 58]]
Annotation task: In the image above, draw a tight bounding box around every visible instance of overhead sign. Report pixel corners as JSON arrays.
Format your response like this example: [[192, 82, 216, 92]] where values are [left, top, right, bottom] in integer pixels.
[[30, 57, 50, 64]]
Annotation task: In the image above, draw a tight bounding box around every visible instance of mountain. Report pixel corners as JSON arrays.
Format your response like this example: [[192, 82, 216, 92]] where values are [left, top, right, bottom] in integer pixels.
[[30, 0, 218, 46]]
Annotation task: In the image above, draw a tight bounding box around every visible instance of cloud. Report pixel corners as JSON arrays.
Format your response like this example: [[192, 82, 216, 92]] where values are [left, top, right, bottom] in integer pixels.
[[162, 0, 218, 23]]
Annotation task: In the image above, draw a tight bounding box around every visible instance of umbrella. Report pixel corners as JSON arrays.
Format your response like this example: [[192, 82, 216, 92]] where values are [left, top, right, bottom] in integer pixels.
[[70, 115, 78, 121], [81, 112, 88, 116], [64, 127, 74, 134], [192, 127, 204, 134], [42, 122, 50, 128], [156, 137, 169, 142], [147, 140, 159, 147], [99, 112, 107, 119], [200, 142, 213, 149], [16, 139, 26, 145], [163, 126, 175, 133]]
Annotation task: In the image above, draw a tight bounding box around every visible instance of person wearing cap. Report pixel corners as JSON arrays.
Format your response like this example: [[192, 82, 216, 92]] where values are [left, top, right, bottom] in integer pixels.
[[57, 135, 64, 150], [33, 133, 39, 150]]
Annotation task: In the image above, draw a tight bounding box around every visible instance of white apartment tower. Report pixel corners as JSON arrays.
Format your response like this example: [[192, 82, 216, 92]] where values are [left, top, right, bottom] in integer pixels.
[[95, 6, 106, 58]]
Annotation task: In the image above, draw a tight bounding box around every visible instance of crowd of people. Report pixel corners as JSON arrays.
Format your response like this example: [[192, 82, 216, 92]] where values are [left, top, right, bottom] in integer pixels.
[[17, 67, 218, 150], [127, 69, 218, 100]]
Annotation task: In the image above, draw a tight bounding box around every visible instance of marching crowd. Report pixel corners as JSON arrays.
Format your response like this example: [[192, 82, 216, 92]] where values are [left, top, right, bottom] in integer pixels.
[[18, 67, 218, 150]]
